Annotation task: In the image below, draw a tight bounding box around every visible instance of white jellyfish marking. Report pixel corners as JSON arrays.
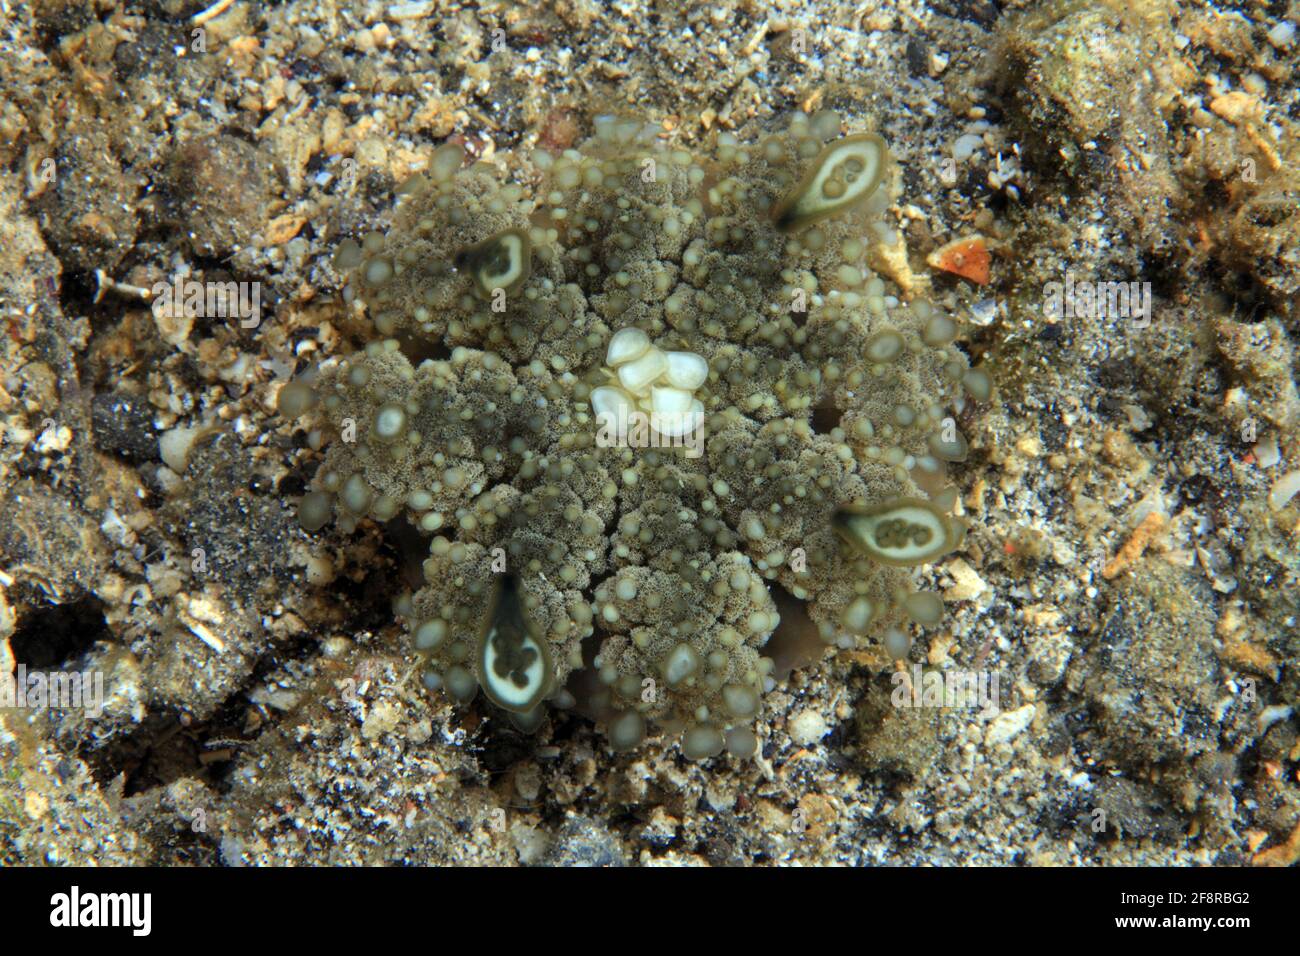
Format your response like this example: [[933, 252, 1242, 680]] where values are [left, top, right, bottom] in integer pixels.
[[832, 498, 964, 567], [478, 574, 553, 713], [462, 227, 532, 298], [771, 133, 887, 233]]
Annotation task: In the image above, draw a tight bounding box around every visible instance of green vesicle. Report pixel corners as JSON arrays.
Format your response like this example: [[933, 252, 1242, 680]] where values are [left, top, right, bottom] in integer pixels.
[[832, 497, 965, 567], [771, 133, 888, 233], [458, 227, 532, 299]]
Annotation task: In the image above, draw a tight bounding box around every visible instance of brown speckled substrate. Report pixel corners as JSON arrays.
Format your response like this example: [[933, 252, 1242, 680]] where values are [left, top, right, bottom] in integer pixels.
[[0, 0, 1297, 866]]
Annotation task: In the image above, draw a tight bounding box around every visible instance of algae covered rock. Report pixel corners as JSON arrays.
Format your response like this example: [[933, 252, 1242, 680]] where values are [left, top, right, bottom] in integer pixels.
[[1080, 561, 1222, 769]]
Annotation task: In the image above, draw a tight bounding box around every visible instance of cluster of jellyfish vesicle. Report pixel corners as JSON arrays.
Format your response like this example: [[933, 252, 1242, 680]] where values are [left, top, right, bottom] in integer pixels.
[[277, 110, 989, 759]]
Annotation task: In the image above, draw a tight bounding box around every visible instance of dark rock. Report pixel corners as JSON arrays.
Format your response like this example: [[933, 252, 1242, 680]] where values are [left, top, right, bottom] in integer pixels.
[[91, 392, 157, 463]]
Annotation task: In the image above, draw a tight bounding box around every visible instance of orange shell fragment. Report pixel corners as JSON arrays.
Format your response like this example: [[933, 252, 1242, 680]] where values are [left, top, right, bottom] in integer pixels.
[[927, 235, 990, 285]]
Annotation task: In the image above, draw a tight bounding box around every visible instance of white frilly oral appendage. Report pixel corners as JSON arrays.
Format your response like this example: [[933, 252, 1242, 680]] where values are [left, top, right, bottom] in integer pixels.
[[594, 330, 707, 440]]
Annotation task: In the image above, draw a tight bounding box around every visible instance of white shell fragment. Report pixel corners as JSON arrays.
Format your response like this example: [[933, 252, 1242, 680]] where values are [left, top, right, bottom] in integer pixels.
[[159, 425, 205, 473], [1254, 433, 1280, 469], [1268, 469, 1300, 511]]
